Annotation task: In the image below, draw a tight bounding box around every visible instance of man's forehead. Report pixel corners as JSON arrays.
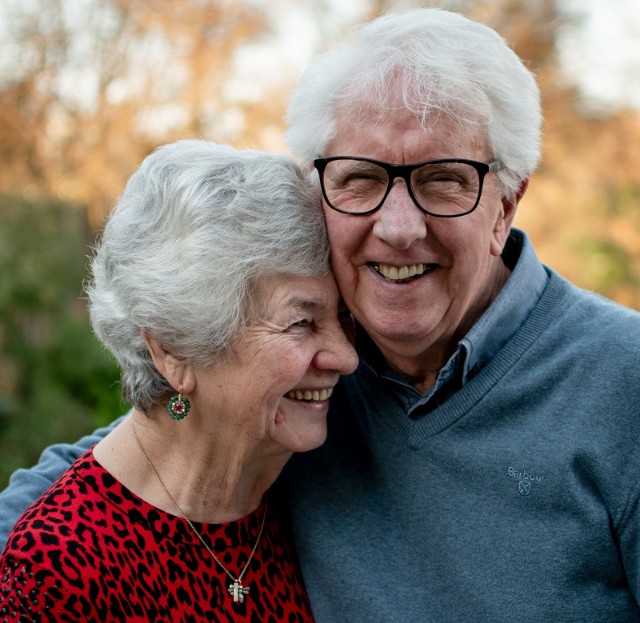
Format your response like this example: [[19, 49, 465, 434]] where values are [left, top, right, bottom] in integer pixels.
[[329, 105, 488, 160]]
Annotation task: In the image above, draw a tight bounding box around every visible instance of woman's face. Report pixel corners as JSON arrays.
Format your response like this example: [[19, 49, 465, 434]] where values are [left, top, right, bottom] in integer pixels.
[[193, 273, 358, 455]]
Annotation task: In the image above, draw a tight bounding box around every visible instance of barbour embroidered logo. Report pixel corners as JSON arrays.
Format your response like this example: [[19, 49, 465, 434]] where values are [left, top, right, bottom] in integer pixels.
[[518, 481, 531, 496], [507, 466, 546, 496]]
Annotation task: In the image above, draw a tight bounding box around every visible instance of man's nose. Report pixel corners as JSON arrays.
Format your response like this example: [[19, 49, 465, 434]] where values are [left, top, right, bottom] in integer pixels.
[[372, 179, 427, 249]]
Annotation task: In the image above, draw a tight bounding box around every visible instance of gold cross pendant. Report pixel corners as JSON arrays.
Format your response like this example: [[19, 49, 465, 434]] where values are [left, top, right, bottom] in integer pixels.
[[228, 579, 250, 603]]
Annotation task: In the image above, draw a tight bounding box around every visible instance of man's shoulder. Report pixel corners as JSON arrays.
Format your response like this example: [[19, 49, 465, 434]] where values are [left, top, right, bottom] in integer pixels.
[[543, 271, 640, 356], [547, 270, 640, 326], [9, 450, 95, 529]]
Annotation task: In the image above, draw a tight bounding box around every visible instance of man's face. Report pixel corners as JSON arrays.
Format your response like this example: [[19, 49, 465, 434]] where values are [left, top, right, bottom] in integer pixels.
[[321, 104, 520, 381]]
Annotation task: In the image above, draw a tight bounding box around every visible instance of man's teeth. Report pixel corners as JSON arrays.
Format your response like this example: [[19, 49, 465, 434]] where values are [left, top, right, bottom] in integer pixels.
[[375, 263, 428, 281], [286, 387, 334, 401]]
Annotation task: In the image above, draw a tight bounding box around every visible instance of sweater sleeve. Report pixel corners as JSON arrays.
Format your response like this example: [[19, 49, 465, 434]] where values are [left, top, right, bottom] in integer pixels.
[[0, 415, 127, 552], [613, 444, 640, 605]]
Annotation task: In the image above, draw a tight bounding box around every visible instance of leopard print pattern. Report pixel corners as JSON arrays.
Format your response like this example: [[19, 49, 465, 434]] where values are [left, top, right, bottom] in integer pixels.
[[0, 451, 314, 622]]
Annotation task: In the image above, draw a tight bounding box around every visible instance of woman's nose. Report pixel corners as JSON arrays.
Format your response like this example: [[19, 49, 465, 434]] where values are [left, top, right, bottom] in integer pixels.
[[315, 324, 359, 375]]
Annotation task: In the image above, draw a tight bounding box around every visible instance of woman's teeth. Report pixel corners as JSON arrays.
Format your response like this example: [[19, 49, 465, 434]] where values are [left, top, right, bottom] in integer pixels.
[[286, 387, 334, 402]]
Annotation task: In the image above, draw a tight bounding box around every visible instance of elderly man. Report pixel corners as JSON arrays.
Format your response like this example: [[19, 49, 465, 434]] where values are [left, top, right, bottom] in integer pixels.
[[2, 9, 640, 622]]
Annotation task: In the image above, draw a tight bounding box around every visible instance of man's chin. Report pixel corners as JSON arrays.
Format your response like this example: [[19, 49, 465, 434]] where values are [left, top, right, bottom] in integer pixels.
[[362, 310, 441, 345]]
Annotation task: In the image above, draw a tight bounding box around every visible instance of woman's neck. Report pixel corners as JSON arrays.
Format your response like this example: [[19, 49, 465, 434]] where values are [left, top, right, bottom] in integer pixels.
[[93, 410, 291, 523]]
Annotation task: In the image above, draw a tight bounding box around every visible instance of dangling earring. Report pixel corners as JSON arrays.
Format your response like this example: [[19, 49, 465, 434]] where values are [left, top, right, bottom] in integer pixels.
[[167, 386, 191, 420]]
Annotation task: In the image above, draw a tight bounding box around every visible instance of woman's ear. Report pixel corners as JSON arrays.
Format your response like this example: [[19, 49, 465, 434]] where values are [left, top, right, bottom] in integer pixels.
[[142, 330, 195, 393]]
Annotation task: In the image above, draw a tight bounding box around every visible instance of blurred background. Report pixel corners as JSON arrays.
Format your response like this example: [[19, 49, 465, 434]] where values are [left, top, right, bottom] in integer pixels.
[[1, 0, 639, 488]]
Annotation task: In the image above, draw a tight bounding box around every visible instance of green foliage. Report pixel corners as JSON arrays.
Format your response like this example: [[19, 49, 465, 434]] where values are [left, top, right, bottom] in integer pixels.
[[574, 183, 640, 305], [576, 238, 635, 295], [608, 184, 640, 219], [0, 195, 128, 490]]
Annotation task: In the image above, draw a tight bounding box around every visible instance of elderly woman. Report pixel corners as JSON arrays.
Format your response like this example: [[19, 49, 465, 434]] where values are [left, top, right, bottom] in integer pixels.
[[0, 140, 358, 621]]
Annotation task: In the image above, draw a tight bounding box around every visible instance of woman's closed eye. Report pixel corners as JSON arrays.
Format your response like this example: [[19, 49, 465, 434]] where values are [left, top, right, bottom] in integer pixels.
[[288, 318, 313, 330]]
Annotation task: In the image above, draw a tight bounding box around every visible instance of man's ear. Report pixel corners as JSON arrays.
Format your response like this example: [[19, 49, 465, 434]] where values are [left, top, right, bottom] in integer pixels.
[[142, 330, 194, 394], [491, 178, 529, 256]]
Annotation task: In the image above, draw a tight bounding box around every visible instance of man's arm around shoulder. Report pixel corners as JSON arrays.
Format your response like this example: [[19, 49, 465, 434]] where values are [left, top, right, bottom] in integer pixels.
[[0, 414, 126, 551]]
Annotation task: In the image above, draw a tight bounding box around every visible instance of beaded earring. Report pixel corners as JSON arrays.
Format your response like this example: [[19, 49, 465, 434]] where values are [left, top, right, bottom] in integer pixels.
[[167, 387, 191, 420]]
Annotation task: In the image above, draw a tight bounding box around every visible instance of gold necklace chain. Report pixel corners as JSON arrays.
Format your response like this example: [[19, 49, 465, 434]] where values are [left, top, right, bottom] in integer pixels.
[[133, 427, 267, 604]]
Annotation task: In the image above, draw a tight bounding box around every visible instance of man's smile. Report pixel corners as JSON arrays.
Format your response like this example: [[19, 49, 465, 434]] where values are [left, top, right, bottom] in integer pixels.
[[370, 262, 438, 283]]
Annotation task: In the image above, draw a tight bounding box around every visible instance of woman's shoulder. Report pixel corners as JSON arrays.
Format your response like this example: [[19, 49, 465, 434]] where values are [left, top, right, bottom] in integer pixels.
[[0, 450, 112, 620], [6, 448, 142, 554]]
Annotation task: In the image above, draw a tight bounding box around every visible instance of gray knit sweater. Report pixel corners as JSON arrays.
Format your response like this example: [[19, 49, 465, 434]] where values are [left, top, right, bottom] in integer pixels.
[[282, 267, 640, 622]]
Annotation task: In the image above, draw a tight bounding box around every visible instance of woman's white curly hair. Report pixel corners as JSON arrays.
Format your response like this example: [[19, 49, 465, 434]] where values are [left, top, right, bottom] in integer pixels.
[[87, 140, 328, 411]]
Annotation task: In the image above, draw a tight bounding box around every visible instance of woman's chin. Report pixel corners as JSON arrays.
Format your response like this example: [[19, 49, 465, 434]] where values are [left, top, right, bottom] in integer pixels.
[[275, 420, 328, 454]]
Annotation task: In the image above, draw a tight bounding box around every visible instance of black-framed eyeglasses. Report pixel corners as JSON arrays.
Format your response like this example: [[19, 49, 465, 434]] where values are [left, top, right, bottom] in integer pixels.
[[313, 156, 504, 217]]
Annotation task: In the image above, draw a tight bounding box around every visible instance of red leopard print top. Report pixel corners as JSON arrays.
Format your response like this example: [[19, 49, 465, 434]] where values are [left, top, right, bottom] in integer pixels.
[[0, 450, 314, 622]]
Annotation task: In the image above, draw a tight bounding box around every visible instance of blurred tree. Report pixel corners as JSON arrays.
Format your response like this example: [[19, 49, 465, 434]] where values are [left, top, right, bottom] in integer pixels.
[[0, 195, 127, 489], [0, 0, 279, 224]]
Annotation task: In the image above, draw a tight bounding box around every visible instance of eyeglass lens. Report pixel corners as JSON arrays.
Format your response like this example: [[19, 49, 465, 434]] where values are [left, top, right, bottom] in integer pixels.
[[321, 159, 482, 215]]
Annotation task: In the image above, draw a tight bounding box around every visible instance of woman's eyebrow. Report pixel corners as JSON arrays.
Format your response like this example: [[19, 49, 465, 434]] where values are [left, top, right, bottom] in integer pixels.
[[287, 296, 324, 313]]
